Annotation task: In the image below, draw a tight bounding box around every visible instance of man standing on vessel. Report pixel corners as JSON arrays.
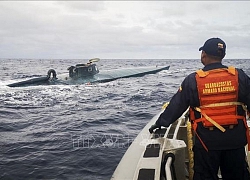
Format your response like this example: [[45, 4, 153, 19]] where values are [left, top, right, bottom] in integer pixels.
[[150, 37, 250, 180]]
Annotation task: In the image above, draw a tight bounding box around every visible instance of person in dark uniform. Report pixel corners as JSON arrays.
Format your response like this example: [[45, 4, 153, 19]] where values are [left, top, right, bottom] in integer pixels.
[[149, 37, 250, 180]]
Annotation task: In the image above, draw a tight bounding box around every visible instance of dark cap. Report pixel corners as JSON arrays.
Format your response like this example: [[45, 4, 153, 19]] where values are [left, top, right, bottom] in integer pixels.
[[199, 37, 226, 58]]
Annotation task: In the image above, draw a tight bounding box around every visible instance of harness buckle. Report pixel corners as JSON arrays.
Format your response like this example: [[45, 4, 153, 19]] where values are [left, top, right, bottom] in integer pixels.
[[209, 127, 214, 131], [229, 125, 234, 129], [208, 125, 234, 131]]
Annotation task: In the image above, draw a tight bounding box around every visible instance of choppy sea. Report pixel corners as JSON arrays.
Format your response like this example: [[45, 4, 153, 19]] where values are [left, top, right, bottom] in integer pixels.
[[0, 59, 249, 180]]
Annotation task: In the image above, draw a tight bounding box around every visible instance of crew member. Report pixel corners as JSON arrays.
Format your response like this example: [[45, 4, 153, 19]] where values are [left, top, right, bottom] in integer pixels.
[[149, 37, 250, 180]]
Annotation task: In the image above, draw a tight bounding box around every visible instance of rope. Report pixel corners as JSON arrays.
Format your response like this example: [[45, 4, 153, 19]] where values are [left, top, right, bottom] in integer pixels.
[[187, 121, 194, 180]]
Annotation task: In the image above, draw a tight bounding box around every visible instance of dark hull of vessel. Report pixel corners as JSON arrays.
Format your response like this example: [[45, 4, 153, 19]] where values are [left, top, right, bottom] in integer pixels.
[[7, 65, 170, 87]]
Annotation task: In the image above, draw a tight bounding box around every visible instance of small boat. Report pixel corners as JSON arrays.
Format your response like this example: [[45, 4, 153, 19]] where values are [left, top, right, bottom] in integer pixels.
[[111, 103, 250, 180], [7, 58, 170, 87]]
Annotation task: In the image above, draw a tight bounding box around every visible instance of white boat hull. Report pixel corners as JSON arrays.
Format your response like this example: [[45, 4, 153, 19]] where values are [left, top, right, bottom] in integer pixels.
[[111, 106, 250, 180]]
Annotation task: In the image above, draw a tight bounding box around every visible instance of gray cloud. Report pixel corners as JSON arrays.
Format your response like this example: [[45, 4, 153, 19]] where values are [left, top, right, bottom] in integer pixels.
[[0, 1, 250, 59]]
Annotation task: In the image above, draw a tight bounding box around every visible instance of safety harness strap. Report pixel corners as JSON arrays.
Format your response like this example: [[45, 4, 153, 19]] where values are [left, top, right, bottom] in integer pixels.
[[194, 107, 226, 132], [242, 117, 250, 150], [192, 102, 249, 151], [194, 130, 208, 152], [200, 102, 248, 113]]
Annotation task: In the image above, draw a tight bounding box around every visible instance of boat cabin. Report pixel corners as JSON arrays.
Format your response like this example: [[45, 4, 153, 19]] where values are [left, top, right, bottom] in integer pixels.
[[68, 63, 99, 78]]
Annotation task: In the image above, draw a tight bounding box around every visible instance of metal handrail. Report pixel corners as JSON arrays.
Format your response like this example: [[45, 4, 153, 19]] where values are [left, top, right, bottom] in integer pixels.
[[165, 156, 173, 180], [173, 118, 183, 140]]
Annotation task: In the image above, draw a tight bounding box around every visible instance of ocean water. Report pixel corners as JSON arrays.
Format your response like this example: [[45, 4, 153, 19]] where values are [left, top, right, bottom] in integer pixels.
[[0, 59, 249, 180]]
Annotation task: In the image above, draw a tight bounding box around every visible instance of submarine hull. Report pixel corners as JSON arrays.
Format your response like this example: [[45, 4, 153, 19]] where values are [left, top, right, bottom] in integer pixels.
[[7, 65, 170, 87]]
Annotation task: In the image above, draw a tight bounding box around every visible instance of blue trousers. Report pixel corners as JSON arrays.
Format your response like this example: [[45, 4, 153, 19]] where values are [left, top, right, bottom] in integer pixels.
[[193, 146, 250, 180]]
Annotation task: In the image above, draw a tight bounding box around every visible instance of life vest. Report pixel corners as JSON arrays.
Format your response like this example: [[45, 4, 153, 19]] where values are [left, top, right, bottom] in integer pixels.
[[189, 66, 250, 151]]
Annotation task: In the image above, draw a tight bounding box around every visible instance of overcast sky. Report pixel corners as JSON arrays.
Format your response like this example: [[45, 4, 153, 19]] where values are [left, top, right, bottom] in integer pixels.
[[0, 1, 250, 59]]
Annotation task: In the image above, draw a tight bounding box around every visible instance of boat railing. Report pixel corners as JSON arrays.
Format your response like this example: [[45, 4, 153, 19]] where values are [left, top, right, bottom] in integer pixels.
[[160, 115, 188, 180], [110, 109, 188, 180], [165, 155, 174, 180]]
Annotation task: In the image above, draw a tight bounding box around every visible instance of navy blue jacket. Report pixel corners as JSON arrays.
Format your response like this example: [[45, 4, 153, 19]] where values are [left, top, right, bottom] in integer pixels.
[[156, 62, 250, 150]]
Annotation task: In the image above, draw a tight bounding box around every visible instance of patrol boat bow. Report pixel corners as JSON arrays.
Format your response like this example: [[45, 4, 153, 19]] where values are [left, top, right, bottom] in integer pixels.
[[111, 103, 250, 180], [7, 58, 170, 87]]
